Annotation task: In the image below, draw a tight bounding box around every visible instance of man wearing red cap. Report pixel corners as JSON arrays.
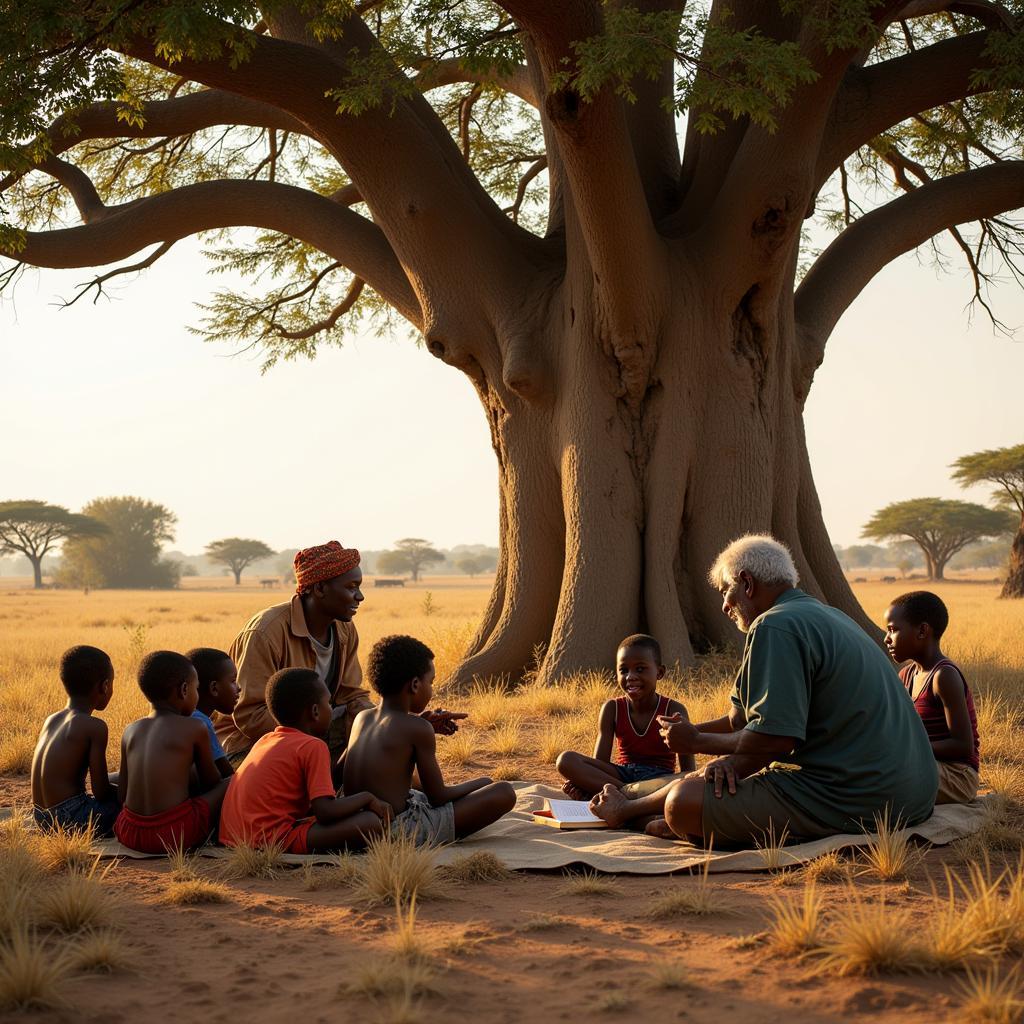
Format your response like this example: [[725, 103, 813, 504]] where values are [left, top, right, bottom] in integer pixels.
[[215, 541, 462, 767]]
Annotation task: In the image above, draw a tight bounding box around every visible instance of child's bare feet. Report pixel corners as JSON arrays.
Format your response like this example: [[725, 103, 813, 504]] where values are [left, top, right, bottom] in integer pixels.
[[589, 785, 634, 828], [561, 780, 587, 800], [644, 817, 676, 839]]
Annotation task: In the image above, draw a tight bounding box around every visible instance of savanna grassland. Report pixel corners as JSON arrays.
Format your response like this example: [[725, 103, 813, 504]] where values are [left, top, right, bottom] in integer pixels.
[[1, 576, 1023, 1023]]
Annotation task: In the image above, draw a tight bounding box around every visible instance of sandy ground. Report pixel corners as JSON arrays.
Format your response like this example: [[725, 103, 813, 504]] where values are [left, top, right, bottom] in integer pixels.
[[0, 767, 990, 1024]]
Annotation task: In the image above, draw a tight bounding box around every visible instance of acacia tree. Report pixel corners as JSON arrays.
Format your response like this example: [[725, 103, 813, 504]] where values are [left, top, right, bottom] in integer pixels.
[[205, 536, 275, 584], [2, 2, 1024, 682], [0, 500, 108, 588], [952, 443, 1024, 598], [377, 538, 445, 581], [863, 497, 1014, 580]]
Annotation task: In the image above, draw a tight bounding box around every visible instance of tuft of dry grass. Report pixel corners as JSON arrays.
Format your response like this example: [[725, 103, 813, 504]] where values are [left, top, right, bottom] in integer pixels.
[[354, 829, 442, 906], [0, 731, 34, 775], [816, 890, 917, 976], [162, 877, 232, 905], [69, 929, 130, 973], [39, 860, 113, 933], [487, 718, 523, 758], [436, 728, 479, 769], [557, 869, 619, 897], [219, 838, 286, 880], [440, 851, 510, 883], [767, 882, 823, 955], [597, 992, 628, 1011], [802, 850, 850, 883], [858, 807, 922, 881], [518, 913, 568, 931], [301, 853, 360, 892], [647, 960, 694, 991], [0, 928, 73, 1012], [465, 682, 511, 731], [647, 880, 721, 919], [955, 965, 1024, 1024], [755, 821, 796, 873], [985, 761, 1024, 803], [489, 761, 522, 781], [31, 820, 98, 874]]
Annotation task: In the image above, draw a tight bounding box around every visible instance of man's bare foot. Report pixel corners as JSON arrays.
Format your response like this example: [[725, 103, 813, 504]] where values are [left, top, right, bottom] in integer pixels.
[[589, 785, 634, 828], [644, 817, 677, 839], [561, 781, 587, 801]]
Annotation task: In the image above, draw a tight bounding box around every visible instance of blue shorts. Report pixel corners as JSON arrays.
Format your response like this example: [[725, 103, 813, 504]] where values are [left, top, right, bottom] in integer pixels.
[[616, 763, 674, 785], [33, 792, 119, 838]]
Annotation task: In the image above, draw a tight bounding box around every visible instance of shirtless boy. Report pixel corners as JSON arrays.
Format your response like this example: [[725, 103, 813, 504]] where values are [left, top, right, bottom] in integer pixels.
[[31, 645, 120, 836], [344, 635, 516, 845], [114, 650, 230, 853]]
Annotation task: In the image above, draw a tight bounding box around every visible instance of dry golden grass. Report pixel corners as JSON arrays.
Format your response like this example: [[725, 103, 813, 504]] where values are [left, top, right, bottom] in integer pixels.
[[464, 682, 511, 731], [955, 966, 1024, 1024], [802, 850, 850, 883], [301, 853, 360, 891], [646, 960, 694, 991], [219, 838, 286, 880], [0, 927, 73, 1012], [858, 807, 924, 881], [754, 821, 797, 873], [32, 820, 98, 874], [39, 860, 114, 933], [162, 877, 232, 905], [816, 891, 918, 975], [766, 882, 823, 955], [435, 728, 479, 769], [354, 829, 443, 906], [647, 865, 723, 919], [486, 718, 524, 758], [69, 929, 130, 973], [557, 868, 619, 897], [440, 851, 510, 883]]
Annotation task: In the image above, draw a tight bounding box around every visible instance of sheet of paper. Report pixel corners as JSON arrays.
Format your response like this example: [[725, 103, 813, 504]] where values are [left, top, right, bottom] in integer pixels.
[[546, 799, 603, 823]]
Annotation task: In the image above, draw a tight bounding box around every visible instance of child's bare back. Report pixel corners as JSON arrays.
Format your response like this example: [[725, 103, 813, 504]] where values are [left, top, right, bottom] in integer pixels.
[[32, 708, 109, 808], [120, 713, 211, 816], [344, 707, 430, 814]]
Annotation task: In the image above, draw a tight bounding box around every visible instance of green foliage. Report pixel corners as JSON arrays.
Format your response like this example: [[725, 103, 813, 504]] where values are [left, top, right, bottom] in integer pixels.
[[863, 497, 1016, 578], [204, 537, 275, 583], [952, 444, 1024, 517], [0, 501, 107, 585], [378, 538, 445, 582], [57, 496, 180, 589]]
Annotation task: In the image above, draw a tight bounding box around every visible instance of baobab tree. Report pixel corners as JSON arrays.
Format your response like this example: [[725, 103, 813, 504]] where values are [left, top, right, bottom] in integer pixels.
[[2, 2, 1023, 683]]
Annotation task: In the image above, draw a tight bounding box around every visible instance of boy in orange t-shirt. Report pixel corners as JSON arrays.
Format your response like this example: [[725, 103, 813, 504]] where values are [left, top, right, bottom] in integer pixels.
[[219, 667, 391, 853]]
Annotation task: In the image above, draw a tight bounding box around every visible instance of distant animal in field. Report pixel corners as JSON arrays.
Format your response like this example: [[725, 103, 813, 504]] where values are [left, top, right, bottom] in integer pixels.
[[260, 578, 278, 589], [881, 576, 897, 583], [375, 578, 405, 588]]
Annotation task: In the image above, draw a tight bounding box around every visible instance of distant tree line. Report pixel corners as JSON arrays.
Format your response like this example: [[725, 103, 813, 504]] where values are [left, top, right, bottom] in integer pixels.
[[860, 442, 1023, 596]]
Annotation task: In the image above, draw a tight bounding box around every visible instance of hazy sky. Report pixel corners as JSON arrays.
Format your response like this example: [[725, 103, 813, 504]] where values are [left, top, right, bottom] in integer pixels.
[[1, 234, 1022, 554]]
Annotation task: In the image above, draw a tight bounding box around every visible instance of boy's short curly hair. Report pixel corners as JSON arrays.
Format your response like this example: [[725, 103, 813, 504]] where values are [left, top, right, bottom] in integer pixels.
[[185, 647, 232, 692], [60, 645, 113, 698], [889, 591, 950, 638], [367, 635, 435, 696], [617, 634, 662, 665], [138, 650, 195, 703], [266, 667, 323, 727]]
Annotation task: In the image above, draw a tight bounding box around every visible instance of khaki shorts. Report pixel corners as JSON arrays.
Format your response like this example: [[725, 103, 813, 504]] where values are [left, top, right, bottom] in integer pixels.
[[936, 761, 979, 805], [326, 694, 376, 761], [700, 772, 836, 848]]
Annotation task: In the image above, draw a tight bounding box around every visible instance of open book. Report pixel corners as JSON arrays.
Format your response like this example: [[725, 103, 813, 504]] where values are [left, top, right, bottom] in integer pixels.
[[532, 799, 609, 830]]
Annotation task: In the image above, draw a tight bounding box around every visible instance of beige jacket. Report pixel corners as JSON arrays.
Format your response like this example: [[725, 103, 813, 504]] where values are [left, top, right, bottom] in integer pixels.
[[214, 595, 369, 756]]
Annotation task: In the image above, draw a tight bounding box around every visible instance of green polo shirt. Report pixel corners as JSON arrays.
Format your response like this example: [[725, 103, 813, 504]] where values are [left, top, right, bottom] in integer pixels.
[[730, 589, 938, 832]]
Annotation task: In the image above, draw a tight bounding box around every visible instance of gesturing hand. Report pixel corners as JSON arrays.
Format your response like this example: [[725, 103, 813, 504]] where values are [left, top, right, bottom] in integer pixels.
[[657, 713, 701, 753], [701, 756, 740, 797], [421, 708, 468, 735]]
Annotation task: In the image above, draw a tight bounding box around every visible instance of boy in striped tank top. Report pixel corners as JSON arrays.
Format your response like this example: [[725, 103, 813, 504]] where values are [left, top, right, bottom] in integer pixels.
[[884, 591, 980, 805], [557, 635, 694, 800]]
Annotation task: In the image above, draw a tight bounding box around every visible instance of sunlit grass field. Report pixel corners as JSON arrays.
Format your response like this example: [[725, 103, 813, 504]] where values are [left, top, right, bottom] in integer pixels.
[[1, 576, 1021, 813]]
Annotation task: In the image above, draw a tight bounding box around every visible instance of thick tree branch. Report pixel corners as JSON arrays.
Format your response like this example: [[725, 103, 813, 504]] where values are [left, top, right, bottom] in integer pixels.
[[818, 32, 992, 185], [895, 0, 1014, 28], [496, 1, 669, 359], [2, 179, 420, 326], [413, 58, 538, 106], [795, 160, 1024, 376], [35, 157, 106, 223]]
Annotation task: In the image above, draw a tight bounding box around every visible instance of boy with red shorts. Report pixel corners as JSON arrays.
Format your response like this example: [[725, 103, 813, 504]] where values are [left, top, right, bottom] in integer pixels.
[[114, 651, 230, 853], [219, 668, 391, 853]]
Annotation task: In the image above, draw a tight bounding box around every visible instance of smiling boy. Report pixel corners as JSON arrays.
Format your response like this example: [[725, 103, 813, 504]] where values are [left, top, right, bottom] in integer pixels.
[[556, 635, 693, 800]]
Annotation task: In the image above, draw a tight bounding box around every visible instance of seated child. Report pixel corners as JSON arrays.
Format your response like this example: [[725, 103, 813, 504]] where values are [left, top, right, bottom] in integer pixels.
[[344, 635, 516, 846], [885, 591, 980, 804], [219, 668, 391, 853], [186, 647, 239, 778], [557, 634, 694, 799], [31, 645, 120, 836], [114, 651, 230, 853]]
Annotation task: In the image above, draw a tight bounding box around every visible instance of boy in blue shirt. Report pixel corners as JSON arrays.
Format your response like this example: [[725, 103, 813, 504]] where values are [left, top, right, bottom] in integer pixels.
[[186, 648, 239, 778]]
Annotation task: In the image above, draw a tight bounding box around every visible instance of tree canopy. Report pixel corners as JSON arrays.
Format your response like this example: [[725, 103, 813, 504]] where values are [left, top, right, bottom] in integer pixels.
[[3, 1, 1024, 680], [952, 442, 1024, 596], [59, 496, 180, 589], [862, 497, 1015, 580], [205, 536, 275, 584], [377, 538, 445, 581], [0, 500, 108, 588]]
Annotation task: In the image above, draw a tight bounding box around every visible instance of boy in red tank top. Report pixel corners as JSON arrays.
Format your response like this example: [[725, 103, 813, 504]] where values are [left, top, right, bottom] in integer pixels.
[[884, 591, 980, 805], [557, 635, 694, 800]]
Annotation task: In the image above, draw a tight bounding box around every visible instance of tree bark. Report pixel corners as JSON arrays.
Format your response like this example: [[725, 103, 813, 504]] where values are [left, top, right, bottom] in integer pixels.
[[233, 567, 242, 585], [30, 555, 43, 589], [1000, 519, 1024, 599], [447, 254, 866, 687]]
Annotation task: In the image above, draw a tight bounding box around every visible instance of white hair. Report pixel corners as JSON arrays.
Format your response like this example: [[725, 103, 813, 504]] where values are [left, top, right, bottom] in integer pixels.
[[708, 534, 799, 590]]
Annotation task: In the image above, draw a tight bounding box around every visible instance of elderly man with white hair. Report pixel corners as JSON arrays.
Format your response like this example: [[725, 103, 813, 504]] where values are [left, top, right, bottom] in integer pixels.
[[591, 535, 938, 846]]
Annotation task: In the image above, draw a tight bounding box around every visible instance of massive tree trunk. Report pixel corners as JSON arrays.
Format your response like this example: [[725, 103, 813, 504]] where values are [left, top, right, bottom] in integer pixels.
[[451, 252, 872, 687], [29, 555, 43, 590], [1001, 519, 1024, 599]]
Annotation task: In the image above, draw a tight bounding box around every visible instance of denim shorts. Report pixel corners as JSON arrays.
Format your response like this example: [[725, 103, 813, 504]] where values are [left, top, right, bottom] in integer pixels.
[[616, 763, 674, 785], [33, 792, 119, 838]]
